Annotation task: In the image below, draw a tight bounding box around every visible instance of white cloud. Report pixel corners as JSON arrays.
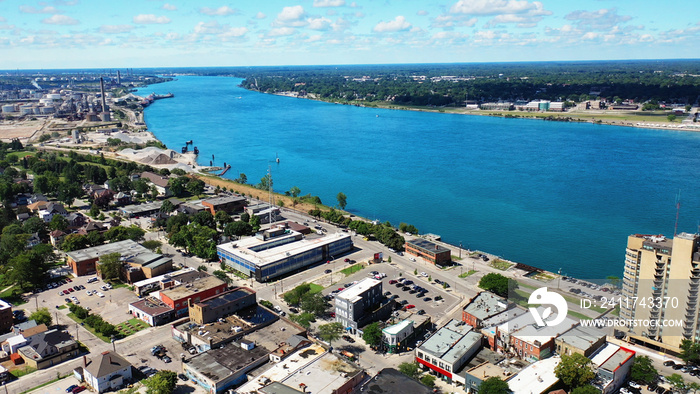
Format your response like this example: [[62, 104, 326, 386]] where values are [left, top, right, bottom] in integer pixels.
[[99, 24, 134, 34], [450, 0, 543, 16], [19, 5, 60, 14], [42, 14, 79, 25], [306, 34, 322, 42], [268, 27, 296, 36], [332, 17, 352, 32], [417, 10, 428, 16], [308, 17, 332, 30], [162, 4, 177, 11], [199, 6, 238, 16], [313, 0, 345, 7], [431, 14, 477, 29], [133, 14, 171, 24], [255, 12, 266, 19], [373, 15, 411, 33], [273, 5, 307, 27], [565, 8, 632, 31], [0, 16, 5, 22]]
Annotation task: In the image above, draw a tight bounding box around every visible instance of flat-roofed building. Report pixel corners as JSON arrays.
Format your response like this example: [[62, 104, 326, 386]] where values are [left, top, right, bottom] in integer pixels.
[[480, 307, 528, 350], [218, 230, 352, 282], [237, 345, 364, 394], [202, 195, 246, 215], [462, 292, 512, 328], [156, 275, 227, 318], [183, 341, 270, 393], [620, 233, 700, 352], [189, 287, 256, 325], [66, 239, 170, 277], [464, 362, 513, 394], [382, 320, 413, 354], [415, 320, 483, 384], [118, 201, 163, 218], [358, 368, 433, 394], [507, 356, 561, 394], [405, 239, 451, 265], [555, 324, 606, 357], [509, 310, 576, 361], [590, 343, 635, 394], [335, 278, 386, 335], [128, 297, 174, 326], [132, 267, 202, 296]]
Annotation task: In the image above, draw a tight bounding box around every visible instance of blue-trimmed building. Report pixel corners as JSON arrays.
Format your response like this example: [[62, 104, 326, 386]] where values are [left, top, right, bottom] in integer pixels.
[[217, 226, 353, 282]]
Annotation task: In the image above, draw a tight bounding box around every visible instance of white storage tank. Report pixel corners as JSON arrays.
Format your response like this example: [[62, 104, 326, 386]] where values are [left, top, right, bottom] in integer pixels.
[[46, 93, 61, 101], [1, 104, 15, 113], [20, 105, 34, 115], [39, 106, 54, 114]]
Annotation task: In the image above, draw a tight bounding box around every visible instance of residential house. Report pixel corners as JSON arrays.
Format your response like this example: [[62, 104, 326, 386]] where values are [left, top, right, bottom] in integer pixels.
[[82, 351, 133, 393], [140, 172, 171, 197], [16, 329, 78, 369], [38, 202, 67, 223], [49, 230, 66, 247]]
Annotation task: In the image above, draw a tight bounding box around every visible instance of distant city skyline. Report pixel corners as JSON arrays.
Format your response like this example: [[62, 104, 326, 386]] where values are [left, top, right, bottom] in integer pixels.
[[1, 0, 698, 69]]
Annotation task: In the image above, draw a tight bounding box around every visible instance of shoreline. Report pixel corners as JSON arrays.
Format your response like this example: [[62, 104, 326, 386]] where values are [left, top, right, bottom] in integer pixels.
[[263, 90, 699, 133]]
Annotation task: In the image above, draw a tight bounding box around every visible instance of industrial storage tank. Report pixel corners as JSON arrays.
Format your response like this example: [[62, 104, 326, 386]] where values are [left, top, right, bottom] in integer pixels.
[[39, 106, 54, 114], [46, 93, 62, 101], [1, 104, 16, 113], [39, 98, 53, 106]]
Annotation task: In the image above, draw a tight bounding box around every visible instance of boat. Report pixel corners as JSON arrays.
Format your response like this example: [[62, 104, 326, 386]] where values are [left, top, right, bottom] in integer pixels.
[[275, 153, 280, 163]]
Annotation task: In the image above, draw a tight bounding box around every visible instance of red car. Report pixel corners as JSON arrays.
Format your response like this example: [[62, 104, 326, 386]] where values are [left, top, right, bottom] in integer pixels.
[[405, 305, 415, 309], [337, 288, 345, 292], [72, 387, 86, 394], [67, 288, 74, 293], [388, 280, 397, 284], [65, 278, 72, 282]]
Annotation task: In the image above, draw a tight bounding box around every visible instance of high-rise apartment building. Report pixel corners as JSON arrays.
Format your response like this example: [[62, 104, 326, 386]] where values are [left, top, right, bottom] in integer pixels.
[[620, 232, 700, 352]]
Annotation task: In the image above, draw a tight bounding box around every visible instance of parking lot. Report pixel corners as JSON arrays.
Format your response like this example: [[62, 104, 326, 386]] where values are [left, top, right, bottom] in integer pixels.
[[321, 261, 460, 323]]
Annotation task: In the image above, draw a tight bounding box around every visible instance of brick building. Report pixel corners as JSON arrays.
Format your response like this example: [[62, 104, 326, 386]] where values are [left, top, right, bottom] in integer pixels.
[[157, 275, 227, 318], [405, 239, 451, 265]]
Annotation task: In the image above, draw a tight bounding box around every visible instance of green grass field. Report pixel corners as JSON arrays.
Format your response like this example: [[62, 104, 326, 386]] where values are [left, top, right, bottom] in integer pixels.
[[66, 313, 111, 343], [115, 318, 149, 336], [459, 270, 477, 278], [308, 283, 324, 294], [490, 259, 513, 271], [341, 264, 364, 276]]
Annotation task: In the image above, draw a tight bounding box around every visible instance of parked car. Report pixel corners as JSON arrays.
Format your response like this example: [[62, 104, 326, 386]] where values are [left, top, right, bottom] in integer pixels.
[[58, 291, 64, 296], [66, 385, 78, 392], [86, 290, 93, 296], [342, 335, 355, 343], [289, 307, 299, 314], [87, 277, 98, 283], [433, 279, 442, 285], [416, 309, 426, 315], [65, 298, 72, 303], [71, 387, 85, 394], [96, 292, 105, 298], [663, 360, 675, 367], [324, 269, 332, 274], [389, 280, 397, 284], [178, 374, 188, 381], [404, 304, 415, 309], [344, 258, 350, 262], [420, 272, 428, 277], [423, 297, 432, 302], [163, 355, 172, 363]]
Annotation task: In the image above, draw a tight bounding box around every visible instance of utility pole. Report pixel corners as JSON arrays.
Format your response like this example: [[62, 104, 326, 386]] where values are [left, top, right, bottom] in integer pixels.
[[459, 242, 462, 260]]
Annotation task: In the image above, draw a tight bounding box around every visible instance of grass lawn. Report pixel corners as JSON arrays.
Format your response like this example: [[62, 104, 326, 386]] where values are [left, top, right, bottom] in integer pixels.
[[10, 366, 37, 379], [115, 318, 149, 337], [0, 285, 28, 305], [308, 284, 324, 294], [459, 270, 477, 278], [66, 313, 111, 343], [567, 310, 592, 320], [451, 255, 462, 261], [490, 259, 513, 271], [341, 264, 364, 276], [57, 305, 67, 310]]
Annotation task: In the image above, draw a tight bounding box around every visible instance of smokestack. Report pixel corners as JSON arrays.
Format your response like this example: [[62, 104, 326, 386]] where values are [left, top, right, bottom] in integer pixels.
[[100, 77, 107, 112], [117, 70, 121, 85]]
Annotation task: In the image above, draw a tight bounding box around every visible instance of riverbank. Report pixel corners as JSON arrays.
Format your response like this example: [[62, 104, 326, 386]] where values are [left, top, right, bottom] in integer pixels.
[[266, 90, 699, 133]]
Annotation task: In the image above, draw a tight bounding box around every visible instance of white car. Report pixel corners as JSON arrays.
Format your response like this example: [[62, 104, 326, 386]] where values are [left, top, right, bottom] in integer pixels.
[[420, 272, 428, 277], [96, 292, 105, 298], [100, 285, 110, 291], [628, 382, 641, 389], [409, 257, 416, 262], [86, 290, 93, 296]]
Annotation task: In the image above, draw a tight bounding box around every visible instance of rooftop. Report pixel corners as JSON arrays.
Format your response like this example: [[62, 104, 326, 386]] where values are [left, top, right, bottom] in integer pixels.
[[279, 351, 361, 394], [418, 320, 477, 362], [85, 351, 131, 378], [406, 238, 450, 254], [0, 299, 11, 310], [159, 275, 226, 301], [466, 362, 512, 381], [383, 320, 413, 336], [140, 171, 169, 187], [202, 195, 246, 206], [591, 343, 635, 372], [195, 288, 255, 309], [186, 342, 269, 383], [66, 239, 150, 263], [119, 200, 163, 215], [218, 233, 351, 268], [463, 292, 510, 320], [132, 267, 197, 289], [363, 368, 433, 394], [507, 356, 561, 394], [336, 278, 381, 303], [556, 324, 606, 350], [129, 297, 173, 316], [510, 313, 577, 345]]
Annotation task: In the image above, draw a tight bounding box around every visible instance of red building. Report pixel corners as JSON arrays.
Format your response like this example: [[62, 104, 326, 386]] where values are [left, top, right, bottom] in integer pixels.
[[201, 195, 246, 216], [461, 292, 512, 329], [158, 275, 228, 318], [405, 239, 451, 265]]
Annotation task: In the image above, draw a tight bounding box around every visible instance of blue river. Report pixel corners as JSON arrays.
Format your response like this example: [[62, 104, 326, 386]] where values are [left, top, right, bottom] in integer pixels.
[[138, 76, 700, 279]]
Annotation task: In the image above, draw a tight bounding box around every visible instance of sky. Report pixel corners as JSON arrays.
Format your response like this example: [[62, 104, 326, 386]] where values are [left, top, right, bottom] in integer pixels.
[[1, 0, 698, 69]]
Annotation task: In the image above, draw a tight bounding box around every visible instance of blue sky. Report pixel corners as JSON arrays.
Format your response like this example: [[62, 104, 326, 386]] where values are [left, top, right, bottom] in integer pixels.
[[1, 0, 698, 69]]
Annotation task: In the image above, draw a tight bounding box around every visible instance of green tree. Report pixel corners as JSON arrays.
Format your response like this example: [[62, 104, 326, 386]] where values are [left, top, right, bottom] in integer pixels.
[[257, 173, 272, 191], [224, 221, 253, 238], [98, 252, 122, 281], [667, 374, 686, 392], [283, 283, 311, 306], [554, 353, 596, 389], [300, 293, 328, 315], [571, 385, 599, 394], [143, 370, 178, 394], [215, 211, 232, 230], [61, 233, 90, 251], [630, 355, 658, 384], [161, 200, 175, 214], [289, 312, 316, 328], [141, 240, 162, 251], [9, 252, 47, 289], [89, 204, 101, 218], [86, 231, 104, 247], [397, 362, 421, 379], [478, 273, 517, 298], [186, 178, 205, 197], [29, 307, 52, 327], [318, 322, 344, 347], [48, 214, 69, 231], [478, 376, 510, 394], [420, 375, 436, 388], [22, 216, 47, 238], [240, 212, 250, 223], [235, 173, 247, 184], [213, 270, 232, 284], [680, 339, 700, 365], [289, 186, 301, 197], [336, 192, 347, 209], [362, 322, 383, 347], [249, 214, 261, 233], [667, 114, 677, 122]]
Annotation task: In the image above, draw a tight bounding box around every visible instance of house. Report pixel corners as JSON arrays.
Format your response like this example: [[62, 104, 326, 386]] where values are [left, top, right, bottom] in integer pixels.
[[26, 233, 41, 248], [0, 300, 12, 334], [140, 171, 171, 197], [38, 202, 68, 222], [16, 329, 78, 369], [113, 191, 131, 206], [508, 310, 576, 361], [27, 200, 49, 213], [383, 320, 414, 354], [16, 212, 30, 222], [49, 230, 66, 247], [65, 212, 86, 228], [82, 351, 133, 393], [83, 221, 107, 233], [28, 194, 48, 205]]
